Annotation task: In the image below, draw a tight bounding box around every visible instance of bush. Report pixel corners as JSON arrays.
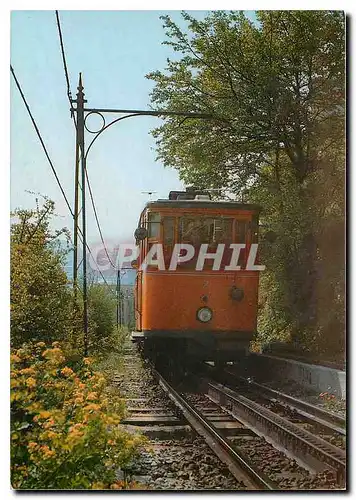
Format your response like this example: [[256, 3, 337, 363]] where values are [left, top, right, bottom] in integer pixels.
[[11, 342, 143, 489], [251, 162, 345, 361], [87, 284, 120, 355], [11, 198, 73, 348]]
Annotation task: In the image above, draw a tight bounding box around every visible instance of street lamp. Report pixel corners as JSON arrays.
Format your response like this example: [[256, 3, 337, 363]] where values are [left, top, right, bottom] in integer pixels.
[[70, 73, 219, 354]]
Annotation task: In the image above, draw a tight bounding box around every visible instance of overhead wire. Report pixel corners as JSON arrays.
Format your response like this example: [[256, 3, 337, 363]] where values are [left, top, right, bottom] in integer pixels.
[[55, 10, 72, 102], [55, 11, 118, 296], [10, 65, 74, 219], [11, 62, 116, 296], [55, 10, 119, 277], [85, 169, 118, 270]]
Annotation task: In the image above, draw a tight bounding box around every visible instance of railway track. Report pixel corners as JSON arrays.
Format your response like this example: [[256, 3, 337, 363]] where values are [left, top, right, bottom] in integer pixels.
[[200, 363, 345, 483], [233, 375, 345, 433], [205, 380, 346, 486], [116, 342, 250, 489], [131, 341, 345, 489], [203, 362, 345, 432], [151, 364, 344, 489], [152, 366, 277, 490]]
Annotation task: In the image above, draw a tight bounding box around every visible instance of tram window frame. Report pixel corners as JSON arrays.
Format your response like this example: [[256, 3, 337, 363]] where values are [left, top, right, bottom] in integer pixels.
[[250, 215, 259, 243], [147, 212, 161, 239], [179, 216, 233, 245], [163, 217, 175, 245], [235, 220, 247, 244]]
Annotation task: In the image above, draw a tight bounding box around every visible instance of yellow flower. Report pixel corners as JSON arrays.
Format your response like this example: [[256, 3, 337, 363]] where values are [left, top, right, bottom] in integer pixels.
[[28, 441, 38, 450], [69, 429, 83, 437], [40, 445, 56, 459], [25, 377, 36, 388], [42, 348, 65, 364], [86, 392, 97, 401], [19, 367, 35, 375], [61, 367, 74, 377], [45, 431, 57, 440], [66, 427, 85, 448], [17, 348, 29, 359], [43, 419, 55, 429], [69, 423, 84, 432], [110, 481, 124, 490], [10, 354, 21, 363], [35, 342, 46, 347], [38, 411, 51, 419], [11, 379, 20, 389], [27, 402, 41, 412], [92, 482, 105, 490], [10, 392, 20, 402], [83, 357, 92, 365], [84, 403, 101, 412]]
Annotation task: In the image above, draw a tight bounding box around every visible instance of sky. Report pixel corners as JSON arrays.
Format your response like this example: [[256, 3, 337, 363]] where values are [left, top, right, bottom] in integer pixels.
[[10, 10, 204, 245], [11, 10, 257, 250]]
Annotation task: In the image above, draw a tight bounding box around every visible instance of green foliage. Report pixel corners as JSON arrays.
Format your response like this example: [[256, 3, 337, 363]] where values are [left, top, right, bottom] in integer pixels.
[[252, 147, 344, 358], [86, 284, 123, 355], [11, 198, 73, 348], [147, 11, 344, 194], [93, 327, 131, 379], [11, 342, 143, 489], [147, 11, 345, 359], [10, 199, 142, 490]]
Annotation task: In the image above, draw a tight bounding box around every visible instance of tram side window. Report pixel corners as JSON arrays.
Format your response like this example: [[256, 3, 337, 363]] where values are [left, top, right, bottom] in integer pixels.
[[236, 220, 246, 243], [163, 217, 175, 245], [180, 217, 207, 245], [235, 220, 247, 266], [148, 212, 161, 239], [212, 218, 233, 244], [180, 216, 233, 245]]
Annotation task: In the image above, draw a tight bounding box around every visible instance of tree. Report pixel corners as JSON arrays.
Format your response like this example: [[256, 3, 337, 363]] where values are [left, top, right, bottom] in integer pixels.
[[11, 198, 73, 347], [147, 11, 345, 359], [148, 11, 344, 194], [87, 283, 118, 354]]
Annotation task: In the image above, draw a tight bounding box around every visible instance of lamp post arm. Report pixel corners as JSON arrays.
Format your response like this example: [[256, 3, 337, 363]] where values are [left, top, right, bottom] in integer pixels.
[[85, 113, 146, 161], [83, 107, 215, 119]]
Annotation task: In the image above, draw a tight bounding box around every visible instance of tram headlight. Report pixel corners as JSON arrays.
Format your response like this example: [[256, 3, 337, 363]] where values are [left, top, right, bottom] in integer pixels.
[[196, 307, 213, 323]]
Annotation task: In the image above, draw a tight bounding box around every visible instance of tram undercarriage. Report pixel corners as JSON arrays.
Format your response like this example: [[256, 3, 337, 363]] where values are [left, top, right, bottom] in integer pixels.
[[132, 330, 252, 374]]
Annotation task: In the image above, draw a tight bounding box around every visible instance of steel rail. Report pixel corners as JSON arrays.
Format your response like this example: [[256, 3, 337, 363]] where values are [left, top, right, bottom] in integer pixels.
[[204, 363, 345, 432], [234, 374, 346, 432], [207, 381, 346, 486], [151, 368, 277, 491]]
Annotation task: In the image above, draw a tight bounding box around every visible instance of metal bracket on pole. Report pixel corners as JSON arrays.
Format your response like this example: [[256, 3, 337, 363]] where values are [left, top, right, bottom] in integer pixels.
[[71, 73, 221, 354]]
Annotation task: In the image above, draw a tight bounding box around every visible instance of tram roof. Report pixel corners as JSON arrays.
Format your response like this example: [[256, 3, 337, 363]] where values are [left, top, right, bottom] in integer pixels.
[[144, 200, 261, 212]]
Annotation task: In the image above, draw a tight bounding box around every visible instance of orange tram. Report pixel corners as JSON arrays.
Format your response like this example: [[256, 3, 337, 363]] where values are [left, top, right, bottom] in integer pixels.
[[132, 188, 261, 366]]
